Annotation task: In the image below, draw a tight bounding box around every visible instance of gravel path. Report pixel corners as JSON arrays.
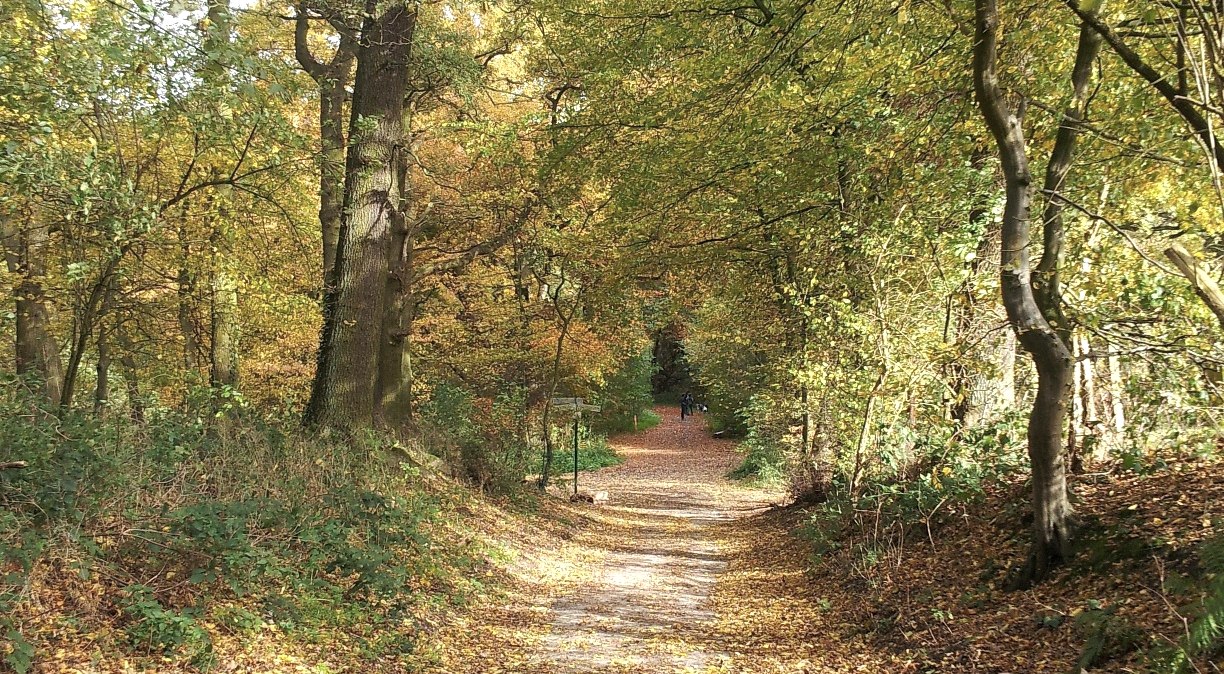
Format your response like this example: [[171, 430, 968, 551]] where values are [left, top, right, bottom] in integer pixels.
[[533, 406, 780, 673]]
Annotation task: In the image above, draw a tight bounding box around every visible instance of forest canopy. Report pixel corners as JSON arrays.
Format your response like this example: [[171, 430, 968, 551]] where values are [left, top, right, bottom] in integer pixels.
[[2, 0, 1224, 671]]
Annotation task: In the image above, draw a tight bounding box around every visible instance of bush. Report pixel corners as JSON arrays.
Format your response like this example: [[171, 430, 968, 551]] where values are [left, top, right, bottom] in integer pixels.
[[548, 430, 623, 475], [1145, 533, 1224, 671], [729, 434, 787, 485], [119, 584, 213, 664], [592, 352, 657, 435], [418, 381, 534, 492]]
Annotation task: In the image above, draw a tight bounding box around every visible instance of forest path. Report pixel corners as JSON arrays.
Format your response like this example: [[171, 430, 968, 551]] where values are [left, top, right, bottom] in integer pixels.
[[529, 405, 781, 673]]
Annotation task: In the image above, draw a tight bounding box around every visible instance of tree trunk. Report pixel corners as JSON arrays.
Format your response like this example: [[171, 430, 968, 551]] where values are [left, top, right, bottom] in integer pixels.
[[1108, 350, 1124, 429], [305, 0, 417, 429], [952, 217, 1006, 427], [1068, 333, 1084, 472], [1165, 244, 1224, 328], [200, 0, 239, 391], [1065, 0, 1224, 174], [62, 266, 116, 409], [294, 6, 355, 282], [3, 217, 64, 403], [800, 316, 810, 455], [177, 222, 200, 375], [377, 149, 415, 423], [209, 207, 239, 389], [1079, 333, 1101, 462], [94, 279, 117, 415], [115, 323, 144, 422], [319, 86, 347, 281], [974, 0, 1078, 586], [539, 273, 578, 489], [6, 230, 55, 392]]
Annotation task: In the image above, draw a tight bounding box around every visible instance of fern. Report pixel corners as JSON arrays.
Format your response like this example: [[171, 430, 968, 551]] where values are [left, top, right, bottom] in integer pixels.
[[1187, 534, 1224, 655], [1149, 533, 1224, 672]]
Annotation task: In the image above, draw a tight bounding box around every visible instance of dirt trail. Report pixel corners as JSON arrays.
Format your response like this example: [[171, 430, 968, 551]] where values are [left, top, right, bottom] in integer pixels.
[[532, 406, 781, 673]]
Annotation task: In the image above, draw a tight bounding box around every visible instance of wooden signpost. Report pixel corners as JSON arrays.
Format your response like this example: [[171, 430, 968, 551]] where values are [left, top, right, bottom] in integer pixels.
[[549, 397, 601, 495]]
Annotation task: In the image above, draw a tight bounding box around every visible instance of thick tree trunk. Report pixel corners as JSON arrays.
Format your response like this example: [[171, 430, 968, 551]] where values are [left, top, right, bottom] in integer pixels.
[[319, 92, 346, 281], [377, 151, 415, 423], [201, 0, 239, 391], [305, 0, 417, 429], [974, 0, 1078, 586], [2, 217, 64, 403]]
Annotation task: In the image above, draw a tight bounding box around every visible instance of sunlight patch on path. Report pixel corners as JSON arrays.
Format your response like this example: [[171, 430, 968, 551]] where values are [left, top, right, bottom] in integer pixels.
[[531, 407, 779, 673]]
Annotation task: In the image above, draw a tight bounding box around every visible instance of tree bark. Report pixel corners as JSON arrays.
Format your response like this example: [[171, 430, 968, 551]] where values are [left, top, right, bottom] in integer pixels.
[[1107, 349, 1125, 435], [974, 0, 1077, 586], [2, 216, 64, 403], [377, 149, 415, 422], [1079, 333, 1101, 462], [209, 203, 239, 389], [203, 0, 239, 391], [294, 5, 355, 282], [1165, 244, 1224, 328], [115, 322, 144, 422], [94, 279, 117, 415], [1068, 332, 1084, 472], [1034, 16, 1103, 334], [177, 222, 200, 375], [305, 0, 417, 429]]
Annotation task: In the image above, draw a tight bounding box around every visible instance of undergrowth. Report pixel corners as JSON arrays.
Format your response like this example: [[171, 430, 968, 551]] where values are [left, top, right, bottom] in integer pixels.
[[729, 433, 787, 485], [793, 411, 1224, 672], [548, 431, 624, 475], [0, 381, 493, 672]]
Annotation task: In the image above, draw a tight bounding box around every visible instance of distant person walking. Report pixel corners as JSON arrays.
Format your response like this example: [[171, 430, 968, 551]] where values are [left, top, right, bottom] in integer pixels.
[[680, 392, 694, 420]]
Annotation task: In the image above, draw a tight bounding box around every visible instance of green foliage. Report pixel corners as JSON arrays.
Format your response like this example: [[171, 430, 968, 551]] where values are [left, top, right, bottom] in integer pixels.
[[119, 585, 213, 664], [2, 627, 34, 674], [548, 431, 623, 475], [1073, 602, 1143, 670], [419, 381, 534, 492], [729, 433, 787, 485], [1146, 533, 1224, 671], [0, 382, 475, 668], [591, 352, 657, 435], [798, 415, 1027, 562]]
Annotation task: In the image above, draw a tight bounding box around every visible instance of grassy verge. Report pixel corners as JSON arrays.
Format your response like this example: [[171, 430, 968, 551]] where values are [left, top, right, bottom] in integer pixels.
[[547, 435, 624, 475]]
